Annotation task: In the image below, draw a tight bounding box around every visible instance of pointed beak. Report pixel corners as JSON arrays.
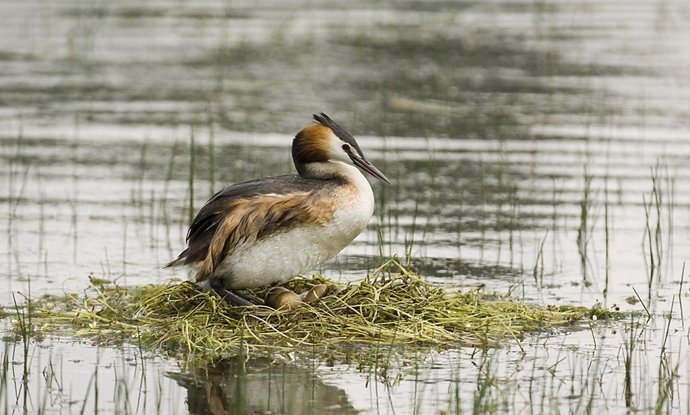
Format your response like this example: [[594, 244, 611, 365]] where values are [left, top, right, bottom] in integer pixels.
[[348, 153, 391, 184]]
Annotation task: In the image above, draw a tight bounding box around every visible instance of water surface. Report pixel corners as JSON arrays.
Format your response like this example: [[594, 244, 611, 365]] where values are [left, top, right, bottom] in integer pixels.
[[2, 0, 689, 413]]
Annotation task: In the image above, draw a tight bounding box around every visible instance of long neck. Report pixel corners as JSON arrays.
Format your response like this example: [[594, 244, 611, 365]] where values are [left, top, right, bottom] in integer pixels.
[[298, 161, 372, 192], [297, 160, 350, 180]]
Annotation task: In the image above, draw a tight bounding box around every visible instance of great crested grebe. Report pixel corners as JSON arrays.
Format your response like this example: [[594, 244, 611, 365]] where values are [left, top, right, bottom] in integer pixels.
[[167, 113, 390, 306]]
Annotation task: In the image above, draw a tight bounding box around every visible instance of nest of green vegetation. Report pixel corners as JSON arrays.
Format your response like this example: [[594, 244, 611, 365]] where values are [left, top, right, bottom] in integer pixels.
[[14, 258, 615, 365]]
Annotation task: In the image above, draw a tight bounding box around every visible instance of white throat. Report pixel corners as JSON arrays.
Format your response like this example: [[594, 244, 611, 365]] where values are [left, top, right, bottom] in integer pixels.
[[303, 160, 374, 207], [303, 160, 367, 184]]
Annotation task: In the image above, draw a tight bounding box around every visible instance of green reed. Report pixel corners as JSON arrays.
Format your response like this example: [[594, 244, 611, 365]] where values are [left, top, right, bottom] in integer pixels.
[[603, 177, 610, 303], [576, 168, 594, 284], [161, 138, 182, 251], [642, 162, 675, 305], [532, 231, 548, 296], [188, 126, 197, 226], [70, 116, 80, 265], [207, 110, 216, 195]]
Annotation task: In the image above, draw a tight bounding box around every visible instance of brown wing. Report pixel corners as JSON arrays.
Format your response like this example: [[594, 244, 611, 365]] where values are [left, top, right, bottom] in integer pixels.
[[167, 176, 337, 282]]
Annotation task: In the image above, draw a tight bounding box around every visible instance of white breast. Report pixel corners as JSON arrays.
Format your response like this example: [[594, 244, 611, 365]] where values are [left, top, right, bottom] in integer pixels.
[[217, 163, 375, 289]]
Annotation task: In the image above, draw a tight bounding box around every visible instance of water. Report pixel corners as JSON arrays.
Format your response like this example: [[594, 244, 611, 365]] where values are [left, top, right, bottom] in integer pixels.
[[2, 0, 689, 413]]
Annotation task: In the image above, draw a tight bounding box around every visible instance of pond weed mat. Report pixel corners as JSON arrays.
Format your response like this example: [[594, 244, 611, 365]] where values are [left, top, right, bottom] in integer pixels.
[[11, 258, 616, 365]]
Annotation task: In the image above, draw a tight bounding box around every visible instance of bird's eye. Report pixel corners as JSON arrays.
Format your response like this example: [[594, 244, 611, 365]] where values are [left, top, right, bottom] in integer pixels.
[[342, 144, 350, 152]]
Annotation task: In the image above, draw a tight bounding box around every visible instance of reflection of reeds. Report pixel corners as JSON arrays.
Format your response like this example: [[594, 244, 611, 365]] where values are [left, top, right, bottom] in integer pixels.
[[78, 348, 100, 414], [656, 297, 679, 414], [622, 315, 638, 410], [12, 294, 31, 413], [472, 350, 497, 415], [0, 341, 8, 413], [618, 299, 680, 414]]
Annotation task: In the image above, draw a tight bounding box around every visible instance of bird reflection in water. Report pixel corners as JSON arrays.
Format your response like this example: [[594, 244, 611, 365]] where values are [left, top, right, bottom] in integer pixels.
[[169, 358, 358, 415]]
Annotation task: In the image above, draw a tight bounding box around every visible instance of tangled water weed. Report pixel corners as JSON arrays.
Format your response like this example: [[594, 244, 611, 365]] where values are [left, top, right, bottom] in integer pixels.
[[10, 258, 616, 367]]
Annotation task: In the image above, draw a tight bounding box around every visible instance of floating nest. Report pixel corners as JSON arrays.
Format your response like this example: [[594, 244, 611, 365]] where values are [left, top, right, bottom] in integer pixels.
[[10, 258, 616, 365]]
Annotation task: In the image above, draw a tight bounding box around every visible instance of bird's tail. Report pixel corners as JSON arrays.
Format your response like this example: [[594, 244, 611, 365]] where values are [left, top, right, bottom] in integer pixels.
[[165, 251, 188, 268]]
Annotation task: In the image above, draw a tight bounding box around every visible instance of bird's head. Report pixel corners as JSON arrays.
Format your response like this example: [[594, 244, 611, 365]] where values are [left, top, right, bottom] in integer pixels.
[[292, 113, 391, 184]]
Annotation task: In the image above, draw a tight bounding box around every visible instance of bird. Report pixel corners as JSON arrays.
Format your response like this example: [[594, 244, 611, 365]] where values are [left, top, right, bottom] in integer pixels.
[[167, 113, 390, 306]]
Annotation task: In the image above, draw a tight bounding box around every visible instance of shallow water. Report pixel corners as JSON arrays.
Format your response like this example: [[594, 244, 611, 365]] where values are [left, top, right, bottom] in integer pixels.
[[2, 0, 690, 413]]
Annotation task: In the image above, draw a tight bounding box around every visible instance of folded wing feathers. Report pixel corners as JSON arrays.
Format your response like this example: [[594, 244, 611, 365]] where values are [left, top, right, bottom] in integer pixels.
[[168, 191, 334, 282]]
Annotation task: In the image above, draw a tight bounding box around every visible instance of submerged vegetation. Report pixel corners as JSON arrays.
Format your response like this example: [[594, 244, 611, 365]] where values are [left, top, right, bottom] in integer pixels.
[[11, 258, 616, 366]]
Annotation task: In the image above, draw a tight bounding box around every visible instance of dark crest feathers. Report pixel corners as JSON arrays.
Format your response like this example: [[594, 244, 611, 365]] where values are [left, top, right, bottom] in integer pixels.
[[313, 113, 362, 155]]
